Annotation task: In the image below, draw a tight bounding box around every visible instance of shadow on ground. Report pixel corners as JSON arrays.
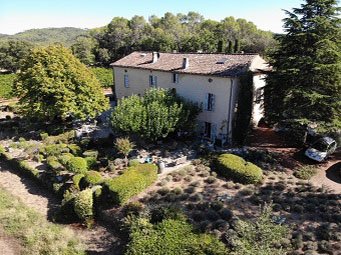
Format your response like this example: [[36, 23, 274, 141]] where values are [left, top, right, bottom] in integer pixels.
[[326, 162, 341, 184]]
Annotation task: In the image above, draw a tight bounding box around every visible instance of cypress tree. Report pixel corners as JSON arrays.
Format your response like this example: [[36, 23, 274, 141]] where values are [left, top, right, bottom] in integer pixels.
[[227, 40, 234, 53], [234, 39, 240, 53], [265, 0, 341, 126], [217, 40, 224, 53]]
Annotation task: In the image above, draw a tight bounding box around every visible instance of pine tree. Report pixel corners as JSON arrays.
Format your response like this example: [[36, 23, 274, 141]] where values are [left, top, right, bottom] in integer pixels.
[[265, 0, 341, 125]]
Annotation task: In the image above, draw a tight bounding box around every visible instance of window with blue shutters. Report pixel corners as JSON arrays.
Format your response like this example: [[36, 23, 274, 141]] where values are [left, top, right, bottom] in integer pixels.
[[206, 93, 215, 111], [149, 75, 157, 87], [124, 74, 129, 88], [172, 73, 179, 84]]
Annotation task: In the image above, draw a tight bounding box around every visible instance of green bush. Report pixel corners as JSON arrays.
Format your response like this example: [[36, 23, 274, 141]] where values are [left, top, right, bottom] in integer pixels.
[[215, 154, 263, 184], [73, 174, 85, 190], [0, 73, 15, 99], [125, 217, 227, 255], [74, 189, 93, 226], [68, 144, 81, 155], [42, 143, 69, 157], [294, 165, 317, 180], [46, 156, 63, 171], [58, 153, 74, 165], [66, 156, 88, 174], [85, 157, 97, 169], [104, 164, 157, 205], [83, 170, 103, 187]]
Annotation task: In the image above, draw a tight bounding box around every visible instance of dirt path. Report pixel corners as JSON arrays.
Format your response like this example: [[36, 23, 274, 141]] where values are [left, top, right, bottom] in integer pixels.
[[0, 229, 22, 255], [0, 161, 121, 255]]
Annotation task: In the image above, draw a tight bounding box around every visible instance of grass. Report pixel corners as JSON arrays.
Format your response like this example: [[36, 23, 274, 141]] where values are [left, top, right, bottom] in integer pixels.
[[294, 165, 318, 180], [0, 187, 85, 255]]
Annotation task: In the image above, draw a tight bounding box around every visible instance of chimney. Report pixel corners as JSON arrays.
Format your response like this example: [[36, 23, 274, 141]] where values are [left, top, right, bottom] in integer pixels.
[[182, 57, 189, 69], [152, 52, 159, 63]]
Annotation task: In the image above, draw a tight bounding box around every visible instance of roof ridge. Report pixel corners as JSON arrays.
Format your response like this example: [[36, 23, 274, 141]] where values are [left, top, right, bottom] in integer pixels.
[[132, 51, 259, 56]]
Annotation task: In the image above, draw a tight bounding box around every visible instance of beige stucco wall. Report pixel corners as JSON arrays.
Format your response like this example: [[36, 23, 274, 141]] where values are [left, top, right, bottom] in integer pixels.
[[114, 67, 237, 143]]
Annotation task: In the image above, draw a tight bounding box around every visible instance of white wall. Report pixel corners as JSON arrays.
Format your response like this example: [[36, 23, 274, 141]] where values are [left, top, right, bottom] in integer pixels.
[[252, 74, 266, 126]]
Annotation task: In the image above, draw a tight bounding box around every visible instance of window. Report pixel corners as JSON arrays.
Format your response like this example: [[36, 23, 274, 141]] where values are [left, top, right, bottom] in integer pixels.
[[205, 93, 215, 111], [204, 122, 211, 138], [124, 74, 129, 88], [172, 73, 179, 84], [149, 75, 157, 87]]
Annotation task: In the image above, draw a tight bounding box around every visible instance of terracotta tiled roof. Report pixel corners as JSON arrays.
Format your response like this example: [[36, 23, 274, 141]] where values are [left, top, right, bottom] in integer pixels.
[[111, 51, 261, 77]]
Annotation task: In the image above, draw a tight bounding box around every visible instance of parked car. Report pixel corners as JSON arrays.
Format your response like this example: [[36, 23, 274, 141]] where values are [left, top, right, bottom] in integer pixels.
[[304, 137, 337, 162]]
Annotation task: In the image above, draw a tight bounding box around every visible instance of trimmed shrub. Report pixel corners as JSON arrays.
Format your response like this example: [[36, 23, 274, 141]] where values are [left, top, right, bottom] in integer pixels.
[[85, 157, 97, 169], [43, 143, 69, 157], [82, 171, 103, 187], [73, 174, 85, 190], [74, 189, 93, 226], [58, 153, 74, 166], [46, 156, 63, 171], [215, 153, 263, 184], [66, 157, 88, 174], [68, 144, 81, 155], [104, 164, 157, 205]]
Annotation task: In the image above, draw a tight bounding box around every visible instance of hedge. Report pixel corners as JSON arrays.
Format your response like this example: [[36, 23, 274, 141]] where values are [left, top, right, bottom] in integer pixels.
[[215, 153, 263, 184], [125, 217, 227, 255], [104, 164, 158, 205]]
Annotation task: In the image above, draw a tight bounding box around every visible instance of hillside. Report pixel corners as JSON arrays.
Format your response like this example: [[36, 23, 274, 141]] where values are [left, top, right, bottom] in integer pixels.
[[0, 27, 87, 46]]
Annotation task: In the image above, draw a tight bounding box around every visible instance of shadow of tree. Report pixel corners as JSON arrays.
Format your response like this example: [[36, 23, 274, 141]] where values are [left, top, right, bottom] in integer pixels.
[[326, 162, 341, 184]]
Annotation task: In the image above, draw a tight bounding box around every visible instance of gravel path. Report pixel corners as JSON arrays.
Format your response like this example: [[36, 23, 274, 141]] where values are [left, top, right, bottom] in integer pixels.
[[0, 161, 121, 254]]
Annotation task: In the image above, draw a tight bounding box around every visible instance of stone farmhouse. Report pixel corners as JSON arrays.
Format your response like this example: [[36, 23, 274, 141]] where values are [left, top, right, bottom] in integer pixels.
[[111, 51, 268, 145]]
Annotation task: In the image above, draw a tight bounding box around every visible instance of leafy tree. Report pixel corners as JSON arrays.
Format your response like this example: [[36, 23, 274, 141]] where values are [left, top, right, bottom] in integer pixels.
[[0, 40, 33, 72], [115, 137, 135, 166], [91, 67, 113, 88], [0, 73, 16, 99], [14, 45, 109, 121], [71, 36, 97, 65], [265, 0, 341, 125], [111, 88, 200, 141]]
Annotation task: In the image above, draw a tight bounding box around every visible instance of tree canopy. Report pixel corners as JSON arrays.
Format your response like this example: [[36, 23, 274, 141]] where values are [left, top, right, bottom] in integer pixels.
[[111, 88, 200, 141], [0, 40, 34, 72], [73, 12, 275, 66], [14, 45, 109, 121], [265, 0, 341, 126]]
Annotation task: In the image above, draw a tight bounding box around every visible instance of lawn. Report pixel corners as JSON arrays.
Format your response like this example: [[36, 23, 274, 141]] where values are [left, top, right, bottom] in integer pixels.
[[0, 187, 85, 255]]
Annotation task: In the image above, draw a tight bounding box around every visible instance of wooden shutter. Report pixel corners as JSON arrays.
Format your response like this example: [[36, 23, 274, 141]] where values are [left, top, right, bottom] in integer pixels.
[[211, 123, 217, 142], [204, 93, 209, 111], [211, 94, 216, 111]]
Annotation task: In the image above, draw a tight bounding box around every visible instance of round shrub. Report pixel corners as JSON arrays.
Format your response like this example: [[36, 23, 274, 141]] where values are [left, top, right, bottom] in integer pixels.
[[46, 156, 63, 171], [215, 153, 263, 184], [82, 170, 103, 188], [74, 189, 93, 225], [67, 156, 88, 174]]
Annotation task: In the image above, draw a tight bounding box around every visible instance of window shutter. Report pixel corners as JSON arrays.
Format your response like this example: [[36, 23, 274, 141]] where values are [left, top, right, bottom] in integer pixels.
[[154, 76, 157, 87], [204, 93, 209, 111], [124, 74, 129, 88], [149, 75, 153, 87], [211, 94, 216, 111], [211, 123, 217, 142]]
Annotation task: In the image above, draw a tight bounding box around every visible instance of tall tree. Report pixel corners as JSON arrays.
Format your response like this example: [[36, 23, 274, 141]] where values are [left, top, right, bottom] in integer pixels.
[[0, 40, 33, 73], [265, 0, 341, 125], [14, 45, 109, 121], [71, 35, 97, 65]]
